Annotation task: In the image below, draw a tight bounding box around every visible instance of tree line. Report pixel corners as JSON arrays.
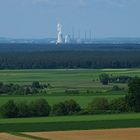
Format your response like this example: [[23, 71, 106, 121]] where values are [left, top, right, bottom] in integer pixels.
[[99, 74, 132, 85], [0, 81, 49, 95], [1, 77, 140, 118], [0, 51, 140, 69]]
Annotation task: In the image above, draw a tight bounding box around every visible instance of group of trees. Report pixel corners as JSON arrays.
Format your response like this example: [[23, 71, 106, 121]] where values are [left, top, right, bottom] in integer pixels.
[[0, 81, 48, 95], [0, 99, 51, 118], [92, 77, 140, 113], [87, 97, 128, 114], [99, 74, 132, 85], [0, 99, 81, 118]]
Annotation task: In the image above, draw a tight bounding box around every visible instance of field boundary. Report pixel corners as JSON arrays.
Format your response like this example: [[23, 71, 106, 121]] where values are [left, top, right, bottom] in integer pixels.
[[8, 132, 50, 140]]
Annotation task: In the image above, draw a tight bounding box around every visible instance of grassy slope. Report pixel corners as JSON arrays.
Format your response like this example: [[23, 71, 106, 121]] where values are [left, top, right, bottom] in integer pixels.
[[0, 113, 140, 132]]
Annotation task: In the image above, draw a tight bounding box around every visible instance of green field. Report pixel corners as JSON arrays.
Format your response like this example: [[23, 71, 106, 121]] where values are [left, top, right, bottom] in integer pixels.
[[0, 69, 140, 85], [0, 94, 124, 108], [0, 113, 140, 132], [0, 69, 139, 90], [0, 69, 140, 107], [0, 69, 140, 132]]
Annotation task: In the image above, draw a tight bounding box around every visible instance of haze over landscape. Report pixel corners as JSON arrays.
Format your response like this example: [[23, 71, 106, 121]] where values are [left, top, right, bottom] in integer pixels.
[[0, 0, 140, 39]]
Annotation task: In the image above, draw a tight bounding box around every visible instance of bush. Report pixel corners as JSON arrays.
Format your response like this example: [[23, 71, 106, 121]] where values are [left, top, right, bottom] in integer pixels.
[[87, 98, 109, 114], [0, 100, 18, 118], [112, 85, 122, 91], [110, 98, 128, 113]]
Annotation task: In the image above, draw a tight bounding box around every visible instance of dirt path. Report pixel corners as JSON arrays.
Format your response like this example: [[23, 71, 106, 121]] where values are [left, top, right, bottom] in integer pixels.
[[25, 128, 140, 140], [0, 133, 32, 140]]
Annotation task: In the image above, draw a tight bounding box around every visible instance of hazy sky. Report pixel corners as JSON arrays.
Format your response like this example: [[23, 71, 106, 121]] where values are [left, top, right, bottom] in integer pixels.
[[0, 0, 140, 38]]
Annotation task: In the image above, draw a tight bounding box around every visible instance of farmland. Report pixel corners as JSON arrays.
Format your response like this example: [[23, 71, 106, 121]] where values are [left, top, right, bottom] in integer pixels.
[[0, 113, 140, 132], [24, 128, 140, 140], [0, 69, 140, 107], [0, 69, 140, 134]]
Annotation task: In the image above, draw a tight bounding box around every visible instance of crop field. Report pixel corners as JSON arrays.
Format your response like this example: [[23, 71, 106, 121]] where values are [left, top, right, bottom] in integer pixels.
[[0, 113, 140, 132], [24, 128, 140, 140]]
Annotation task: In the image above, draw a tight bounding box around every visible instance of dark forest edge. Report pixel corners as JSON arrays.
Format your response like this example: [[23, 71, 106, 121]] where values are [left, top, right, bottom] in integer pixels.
[[0, 51, 140, 69], [0, 43, 140, 69]]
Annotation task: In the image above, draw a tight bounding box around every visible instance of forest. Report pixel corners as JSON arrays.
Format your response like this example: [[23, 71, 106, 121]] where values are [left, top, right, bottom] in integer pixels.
[[0, 43, 140, 69]]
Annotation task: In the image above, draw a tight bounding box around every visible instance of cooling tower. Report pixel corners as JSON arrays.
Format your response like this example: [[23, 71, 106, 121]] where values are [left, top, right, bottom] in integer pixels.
[[56, 23, 64, 44]]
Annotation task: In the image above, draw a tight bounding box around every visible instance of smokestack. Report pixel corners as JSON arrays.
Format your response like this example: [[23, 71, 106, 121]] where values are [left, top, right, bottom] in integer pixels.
[[78, 30, 81, 39], [72, 27, 75, 41], [85, 31, 87, 41], [65, 35, 71, 44]]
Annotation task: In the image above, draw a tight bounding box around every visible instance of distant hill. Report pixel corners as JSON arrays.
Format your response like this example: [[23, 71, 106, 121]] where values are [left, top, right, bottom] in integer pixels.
[[0, 37, 55, 44], [0, 37, 140, 44]]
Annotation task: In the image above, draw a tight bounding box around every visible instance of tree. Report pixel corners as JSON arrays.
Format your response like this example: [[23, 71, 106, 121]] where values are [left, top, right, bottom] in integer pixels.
[[16, 102, 30, 117], [24, 87, 31, 95], [0, 100, 18, 118], [32, 81, 40, 89], [99, 74, 109, 85], [110, 97, 128, 113], [64, 100, 81, 115], [0, 82, 3, 87], [52, 100, 81, 116], [52, 102, 67, 116], [30, 99, 51, 117], [87, 98, 109, 114], [126, 77, 140, 112]]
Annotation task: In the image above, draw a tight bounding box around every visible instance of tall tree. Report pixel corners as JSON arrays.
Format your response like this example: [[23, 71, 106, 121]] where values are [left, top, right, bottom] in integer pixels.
[[126, 77, 140, 112]]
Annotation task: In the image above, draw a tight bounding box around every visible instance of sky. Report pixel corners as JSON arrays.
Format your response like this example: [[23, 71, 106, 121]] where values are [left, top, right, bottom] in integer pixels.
[[0, 0, 140, 38]]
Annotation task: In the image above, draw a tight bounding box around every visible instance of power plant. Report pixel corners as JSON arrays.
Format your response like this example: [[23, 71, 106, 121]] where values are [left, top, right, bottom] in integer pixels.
[[56, 23, 93, 44]]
